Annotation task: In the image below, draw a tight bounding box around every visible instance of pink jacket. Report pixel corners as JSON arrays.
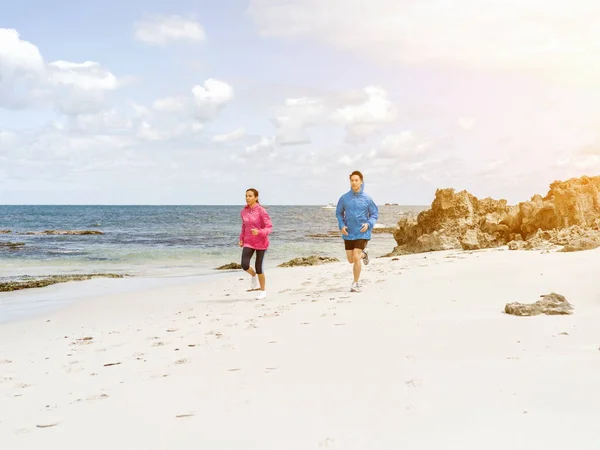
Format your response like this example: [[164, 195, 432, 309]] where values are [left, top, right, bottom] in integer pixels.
[[239, 204, 273, 250]]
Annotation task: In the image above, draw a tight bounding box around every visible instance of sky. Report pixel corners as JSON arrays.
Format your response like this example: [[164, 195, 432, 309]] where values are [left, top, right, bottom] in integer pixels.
[[2, 0, 600, 205]]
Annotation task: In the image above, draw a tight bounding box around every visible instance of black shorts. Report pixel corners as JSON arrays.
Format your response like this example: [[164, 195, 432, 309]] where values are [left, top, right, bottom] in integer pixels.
[[344, 239, 369, 251]]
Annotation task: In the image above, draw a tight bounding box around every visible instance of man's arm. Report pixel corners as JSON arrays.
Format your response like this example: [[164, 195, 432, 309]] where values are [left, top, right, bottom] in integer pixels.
[[367, 198, 379, 229], [335, 197, 346, 230]]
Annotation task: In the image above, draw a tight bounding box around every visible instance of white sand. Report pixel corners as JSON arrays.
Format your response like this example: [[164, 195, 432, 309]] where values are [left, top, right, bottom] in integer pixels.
[[2, 247, 600, 449]]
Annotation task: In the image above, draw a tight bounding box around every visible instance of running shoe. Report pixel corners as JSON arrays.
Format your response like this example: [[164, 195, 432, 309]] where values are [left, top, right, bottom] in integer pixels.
[[362, 247, 370, 265]]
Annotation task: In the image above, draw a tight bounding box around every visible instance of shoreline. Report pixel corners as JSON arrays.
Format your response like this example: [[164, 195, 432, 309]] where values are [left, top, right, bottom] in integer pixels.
[[2, 246, 600, 448], [0, 234, 398, 323]]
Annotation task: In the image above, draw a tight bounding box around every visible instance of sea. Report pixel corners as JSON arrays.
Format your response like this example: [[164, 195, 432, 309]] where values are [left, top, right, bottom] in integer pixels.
[[0, 204, 427, 322]]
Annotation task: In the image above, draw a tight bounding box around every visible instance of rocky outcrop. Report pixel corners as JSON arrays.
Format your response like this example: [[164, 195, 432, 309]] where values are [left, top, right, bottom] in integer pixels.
[[306, 231, 341, 239], [0, 274, 125, 292], [390, 175, 600, 254], [372, 226, 397, 234], [0, 230, 11, 234], [215, 262, 243, 270], [278, 256, 339, 267], [16, 230, 104, 235], [505, 292, 573, 316], [0, 242, 25, 249]]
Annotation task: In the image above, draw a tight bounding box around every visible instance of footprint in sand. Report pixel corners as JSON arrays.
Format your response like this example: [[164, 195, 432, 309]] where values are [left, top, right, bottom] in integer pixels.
[[36, 423, 59, 429], [405, 379, 424, 388], [318, 437, 336, 449], [86, 393, 110, 402], [150, 373, 170, 379], [152, 341, 166, 347]]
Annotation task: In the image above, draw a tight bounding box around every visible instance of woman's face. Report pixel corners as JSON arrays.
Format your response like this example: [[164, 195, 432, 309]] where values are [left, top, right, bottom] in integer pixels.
[[245, 190, 257, 206]]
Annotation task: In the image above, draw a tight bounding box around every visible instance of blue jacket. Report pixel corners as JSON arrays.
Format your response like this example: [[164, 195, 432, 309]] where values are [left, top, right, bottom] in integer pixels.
[[335, 183, 379, 240]]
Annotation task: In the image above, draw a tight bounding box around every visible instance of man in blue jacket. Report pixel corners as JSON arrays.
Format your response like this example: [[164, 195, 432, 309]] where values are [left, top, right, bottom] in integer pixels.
[[335, 170, 379, 292]]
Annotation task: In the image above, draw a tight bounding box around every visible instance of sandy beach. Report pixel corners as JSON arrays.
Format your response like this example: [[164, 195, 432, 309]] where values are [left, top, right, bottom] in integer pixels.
[[2, 247, 600, 449]]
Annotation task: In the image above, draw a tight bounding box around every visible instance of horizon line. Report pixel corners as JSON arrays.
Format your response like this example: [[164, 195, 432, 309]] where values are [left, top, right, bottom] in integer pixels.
[[0, 203, 429, 207]]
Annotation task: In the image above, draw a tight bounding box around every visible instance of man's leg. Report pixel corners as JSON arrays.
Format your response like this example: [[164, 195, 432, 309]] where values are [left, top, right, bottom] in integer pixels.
[[352, 248, 363, 283], [345, 250, 354, 263]]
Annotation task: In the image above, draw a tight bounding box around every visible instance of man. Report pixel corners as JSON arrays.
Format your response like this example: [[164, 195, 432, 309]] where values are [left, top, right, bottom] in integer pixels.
[[335, 170, 379, 293]]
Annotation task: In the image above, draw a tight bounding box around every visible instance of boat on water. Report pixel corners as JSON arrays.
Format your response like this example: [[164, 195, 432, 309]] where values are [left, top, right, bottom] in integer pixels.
[[321, 203, 336, 210]]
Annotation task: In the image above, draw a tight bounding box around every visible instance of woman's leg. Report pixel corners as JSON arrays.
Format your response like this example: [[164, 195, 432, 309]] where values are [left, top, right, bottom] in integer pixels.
[[254, 250, 266, 290], [241, 247, 256, 277]]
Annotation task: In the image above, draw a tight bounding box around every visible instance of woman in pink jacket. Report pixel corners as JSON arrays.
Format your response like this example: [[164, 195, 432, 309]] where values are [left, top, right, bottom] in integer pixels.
[[239, 188, 273, 300]]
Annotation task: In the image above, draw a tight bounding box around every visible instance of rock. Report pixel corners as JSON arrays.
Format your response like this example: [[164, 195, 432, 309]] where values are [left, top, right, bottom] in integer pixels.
[[16, 230, 104, 235], [460, 230, 479, 250], [0, 274, 125, 292], [504, 292, 574, 316], [306, 231, 341, 238], [558, 237, 600, 252], [278, 256, 339, 267], [215, 262, 242, 270], [372, 226, 397, 234], [390, 175, 600, 255], [0, 230, 11, 234], [0, 242, 25, 249]]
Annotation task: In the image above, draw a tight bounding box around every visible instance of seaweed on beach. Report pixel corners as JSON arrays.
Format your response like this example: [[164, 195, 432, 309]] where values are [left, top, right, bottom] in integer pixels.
[[278, 256, 339, 267], [215, 262, 243, 270], [0, 273, 126, 292]]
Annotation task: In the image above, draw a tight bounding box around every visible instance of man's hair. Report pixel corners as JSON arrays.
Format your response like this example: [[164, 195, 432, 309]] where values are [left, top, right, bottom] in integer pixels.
[[349, 170, 363, 181]]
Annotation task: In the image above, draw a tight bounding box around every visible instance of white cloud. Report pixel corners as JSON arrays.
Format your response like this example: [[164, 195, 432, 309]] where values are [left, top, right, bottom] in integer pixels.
[[143, 79, 234, 131], [378, 132, 431, 159], [246, 136, 275, 153], [47, 61, 119, 90], [213, 127, 246, 142], [264, 86, 397, 146], [458, 117, 476, 131], [134, 15, 206, 46], [273, 97, 325, 145], [0, 28, 122, 115], [338, 154, 363, 166], [192, 78, 234, 120], [0, 28, 44, 74], [153, 96, 189, 113], [249, 0, 600, 85], [331, 86, 397, 142]]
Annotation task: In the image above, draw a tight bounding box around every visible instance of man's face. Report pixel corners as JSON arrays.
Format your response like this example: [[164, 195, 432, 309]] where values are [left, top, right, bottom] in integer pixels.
[[350, 175, 362, 192]]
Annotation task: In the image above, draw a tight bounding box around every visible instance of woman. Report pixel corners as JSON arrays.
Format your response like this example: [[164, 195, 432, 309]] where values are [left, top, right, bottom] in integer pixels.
[[239, 188, 273, 300]]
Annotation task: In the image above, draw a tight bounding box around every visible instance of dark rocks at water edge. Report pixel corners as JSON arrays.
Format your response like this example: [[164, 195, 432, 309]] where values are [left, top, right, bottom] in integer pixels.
[[388, 175, 600, 255], [215, 263, 243, 270], [505, 292, 573, 316], [15, 230, 104, 235], [306, 231, 341, 239], [0, 274, 126, 293], [278, 256, 339, 267], [0, 242, 25, 249], [0, 230, 11, 234], [306, 226, 396, 239], [372, 226, 397, 234]]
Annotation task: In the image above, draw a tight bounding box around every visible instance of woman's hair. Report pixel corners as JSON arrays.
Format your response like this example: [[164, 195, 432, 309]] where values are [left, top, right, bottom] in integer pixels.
[[246, 188, 259, 203]]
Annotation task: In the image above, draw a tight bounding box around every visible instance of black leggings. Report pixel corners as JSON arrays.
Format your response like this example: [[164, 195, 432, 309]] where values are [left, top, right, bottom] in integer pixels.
[[241, 247, 266, 275]]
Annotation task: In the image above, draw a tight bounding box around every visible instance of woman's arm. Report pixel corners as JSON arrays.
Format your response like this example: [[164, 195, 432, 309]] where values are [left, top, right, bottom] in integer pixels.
[[239, 211, 246, 242], [259, 208, 273, 236]]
